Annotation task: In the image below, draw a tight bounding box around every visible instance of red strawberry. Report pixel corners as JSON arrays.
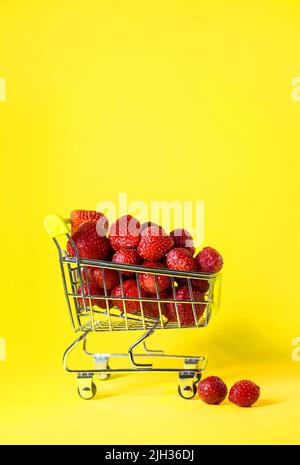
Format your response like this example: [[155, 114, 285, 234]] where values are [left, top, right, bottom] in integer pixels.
[[77, 281, 112, 309], [71, 210, 108, 235], [198, 376, 228, 405], [177, 277, 210, 294], [192, 278, 210, 293], [109, 215, 141, 250], [137, 225, 174, 261], [195, 247, 223, 273], [170, 228, 195, 255], [140, 221, 158, 233], [143, 288, 172, 319], [97, 292, 113, 310], [164, 285, 206, 326], [159, 256, 168, 267], [111, 279, 147, 314], [78, 266, 93, 284], [112, 248, 142, 275], [229, 380, 260, 407], [138, 261, 171, 294], [166, 247, 197, 272], [105, 247, 115, 262], [67, 222, 111, 260], [90, 267, 120, 291]]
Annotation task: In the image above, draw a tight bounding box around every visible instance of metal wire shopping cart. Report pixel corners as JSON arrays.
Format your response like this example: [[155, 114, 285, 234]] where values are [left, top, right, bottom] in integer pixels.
[[44, 214, 222, 400]]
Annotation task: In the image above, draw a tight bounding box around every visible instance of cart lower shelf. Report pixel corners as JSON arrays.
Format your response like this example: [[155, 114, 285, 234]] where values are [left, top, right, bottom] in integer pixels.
[[64, 329, 207, 400]]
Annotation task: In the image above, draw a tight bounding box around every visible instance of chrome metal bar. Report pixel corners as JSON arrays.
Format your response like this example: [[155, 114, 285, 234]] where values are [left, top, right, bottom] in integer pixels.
[[101, 267, 112, 331], [65, 331, 207, 374], [62, 255, 218, 279], [128, 328, 155, 367], [170, 277, 181, 327], [206, 278, 212, 325], [82, 335, 204, 361], [143, 340, 164, 354], [187, 278, 198, 326], [119, 272, 128, 330], [136, 273, 146, 329], [53, 237, 77, 330], [63, 330, 90, 372], [70, 293, 209, 305], [154, 274, 164, 329]]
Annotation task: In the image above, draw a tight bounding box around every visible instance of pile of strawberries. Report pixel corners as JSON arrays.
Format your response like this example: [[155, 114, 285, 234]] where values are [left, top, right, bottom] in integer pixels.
[[67, 210, 224, 325]]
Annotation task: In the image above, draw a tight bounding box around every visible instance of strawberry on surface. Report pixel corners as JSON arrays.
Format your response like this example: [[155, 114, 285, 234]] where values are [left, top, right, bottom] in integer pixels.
[[67, 222, 111, 260], [166, 247, 197, 272], [112, 248, 142, 275], [137, 225, 174, 261], [229, 380, 260, 407], [198, 376, 228, 405], [170, 228, 195, 255], [138, 261, 171, 294], [109, 215, 141, 250], [163, 285, 206, 326], [71, 210, 108, 235], [195, 247, 223, 273]]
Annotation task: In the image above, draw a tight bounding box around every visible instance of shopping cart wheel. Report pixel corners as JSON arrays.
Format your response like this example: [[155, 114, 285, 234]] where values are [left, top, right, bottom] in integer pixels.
[[177, 383, 197, 400], [77, 383, 97, 400], [178, 371, 198, 399], [77, 374, 97, 400]]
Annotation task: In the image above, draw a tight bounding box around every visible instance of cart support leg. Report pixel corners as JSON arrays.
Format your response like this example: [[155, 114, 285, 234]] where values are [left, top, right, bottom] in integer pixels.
[[128, 328, 155, 367], [94, 355, 110, 380], [63, 330, 90, 372], [184, 357, 202, 383], [178, 371, 197, 399]]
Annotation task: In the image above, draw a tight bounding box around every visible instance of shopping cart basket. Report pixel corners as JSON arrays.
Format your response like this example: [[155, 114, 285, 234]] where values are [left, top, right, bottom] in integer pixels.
[[44, 214, 222, 400]]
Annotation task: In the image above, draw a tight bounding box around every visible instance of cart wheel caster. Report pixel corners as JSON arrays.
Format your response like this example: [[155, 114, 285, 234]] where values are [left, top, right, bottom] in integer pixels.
[[77, 374, 97, 400], [77, 382, 97, 400], [177, 383, 197, 400]]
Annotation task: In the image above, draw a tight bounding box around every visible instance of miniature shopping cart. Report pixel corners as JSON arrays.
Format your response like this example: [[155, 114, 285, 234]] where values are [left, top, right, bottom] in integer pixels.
[[44, 214, 221, 400]]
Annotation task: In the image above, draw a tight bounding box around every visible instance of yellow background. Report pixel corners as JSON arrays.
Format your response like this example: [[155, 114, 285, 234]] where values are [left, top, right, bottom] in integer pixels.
[[1, 0, 300, 444]]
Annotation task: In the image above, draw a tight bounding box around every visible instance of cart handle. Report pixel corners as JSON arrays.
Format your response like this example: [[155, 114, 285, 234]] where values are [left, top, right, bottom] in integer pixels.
[[44, 214, 70, 238]]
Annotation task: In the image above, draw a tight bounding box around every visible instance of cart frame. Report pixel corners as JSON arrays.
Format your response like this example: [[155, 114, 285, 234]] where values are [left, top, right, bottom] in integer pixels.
[[44, 214, 221, 399]]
